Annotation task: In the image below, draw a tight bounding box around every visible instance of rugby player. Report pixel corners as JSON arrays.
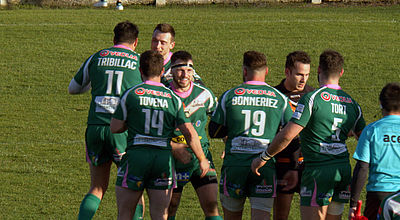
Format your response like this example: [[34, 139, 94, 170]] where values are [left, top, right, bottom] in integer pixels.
[[150, 23, 203, 85], [151, 23, 175, 74], [110, 50, 209, 220], [252, 50, 366, 220], [349, 82, 400, 220], [166, 51, 222, 220], [68, 21, 144, 220], [378, 191, 400, 220], [209, 51, 293, 220], [273, 51, 314, 220]]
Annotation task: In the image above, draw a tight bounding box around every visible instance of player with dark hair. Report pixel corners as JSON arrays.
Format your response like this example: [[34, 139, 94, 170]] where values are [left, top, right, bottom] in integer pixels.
[[110, 50, 209, 220], [165, 51, 222, 220], [273, 51, 314, 220], [252, 50, 366, 220], [349, 82, 400, 220], [150, 23, 202, 85], [209, 51, 293, 220], [151, 23, 176, 74], [68, 21, 143, 220]]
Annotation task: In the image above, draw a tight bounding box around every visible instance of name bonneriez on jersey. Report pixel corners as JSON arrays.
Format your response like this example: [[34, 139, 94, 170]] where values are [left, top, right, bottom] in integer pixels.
[[232, 88, 278, 108]]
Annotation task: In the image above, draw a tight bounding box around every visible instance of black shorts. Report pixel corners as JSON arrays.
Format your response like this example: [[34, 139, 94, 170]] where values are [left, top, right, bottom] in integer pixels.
[[275, 160, 302, 194], [173, 174, 218, 193]]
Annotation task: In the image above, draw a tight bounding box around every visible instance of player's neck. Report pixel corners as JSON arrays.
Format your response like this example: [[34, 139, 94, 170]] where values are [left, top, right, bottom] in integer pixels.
[[143, 76, 161, 83], [319, 78, 339, 88], [164, 52, 173, 65], [115, 42, 135, 51], [283, 79, 297, 92], [172, 81, 191, 93], [383, 109, 400, 116]]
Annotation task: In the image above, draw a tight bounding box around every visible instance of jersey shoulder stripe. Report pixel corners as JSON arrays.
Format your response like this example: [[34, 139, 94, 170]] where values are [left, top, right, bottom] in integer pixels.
[[306, 86, 327, 116], [163, 84, 183, 110], [119, 82, 144, 120], [193, 83, 215, 111], [80, 54, 95, 86]]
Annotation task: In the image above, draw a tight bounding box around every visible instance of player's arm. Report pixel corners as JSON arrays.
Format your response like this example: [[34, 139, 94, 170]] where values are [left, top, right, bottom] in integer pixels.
[[68, 78, 91, 94], [178, 122, 209, 177], [110, 118, 127, 133], [251, 121, 304, 176], [170, 142, 192, 164], [69, 56, 94, 94], [208, 120, 228, 138], [348, 160, 369, 219]]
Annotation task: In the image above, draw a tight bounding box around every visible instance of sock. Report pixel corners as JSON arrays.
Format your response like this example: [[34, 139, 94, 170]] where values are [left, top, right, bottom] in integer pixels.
[[78, 194, 101, 220], [132, 204, 144, 220], [205, 216, 223, 220], [167, 216, 175, 220]]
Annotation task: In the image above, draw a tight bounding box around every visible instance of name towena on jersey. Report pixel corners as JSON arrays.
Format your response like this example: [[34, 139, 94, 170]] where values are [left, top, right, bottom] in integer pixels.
[[135, 87, 171, 108]]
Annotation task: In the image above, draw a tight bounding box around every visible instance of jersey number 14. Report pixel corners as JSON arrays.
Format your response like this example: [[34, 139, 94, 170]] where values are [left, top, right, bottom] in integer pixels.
[[142, 109, 164, 136]]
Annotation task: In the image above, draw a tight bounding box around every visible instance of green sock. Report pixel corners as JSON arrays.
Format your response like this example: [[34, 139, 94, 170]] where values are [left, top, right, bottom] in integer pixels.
[[132, 204, 144, 220], [167, 216, 175, 220], [205, 216, 223, 220], [78, 194, 101, 220]]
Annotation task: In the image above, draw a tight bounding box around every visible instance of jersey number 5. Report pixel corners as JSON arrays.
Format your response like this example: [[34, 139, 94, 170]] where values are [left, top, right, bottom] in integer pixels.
[[331, 117, 343, 141]]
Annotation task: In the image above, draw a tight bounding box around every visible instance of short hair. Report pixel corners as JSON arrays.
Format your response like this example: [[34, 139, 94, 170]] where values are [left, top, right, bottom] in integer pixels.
[[379, 82, 400, 112], [319, 50, 344, 78], [243, 51, 267, 72], [113, 21, 139, 44], [171, 51, 192, 65], [285, 51, 311, 69], [140, 50, 164, 78], [153, 23, 175, 42]]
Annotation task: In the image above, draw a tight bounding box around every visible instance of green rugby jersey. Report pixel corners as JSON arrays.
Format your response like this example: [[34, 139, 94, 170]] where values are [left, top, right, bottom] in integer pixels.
[[73, 45, 142, 125], [113, 81, 190, 150], [211, 81, 293, 166], [291, 85, 366, 166], [168, 82, 217, 150], [378, 191, 400, 220]]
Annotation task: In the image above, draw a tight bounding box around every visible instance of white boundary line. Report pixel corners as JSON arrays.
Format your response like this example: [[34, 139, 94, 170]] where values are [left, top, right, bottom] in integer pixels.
[[0, 19, 397, 27]]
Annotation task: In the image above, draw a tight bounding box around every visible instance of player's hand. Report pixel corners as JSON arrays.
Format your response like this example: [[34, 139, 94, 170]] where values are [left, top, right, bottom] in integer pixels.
[[171, 142, 192, 164], [251, 157, 266, 176], [220, 137, 228, 159], [199, 158, 210, 178], [281, 170, 298, 191], [348, 206, 357, 220]]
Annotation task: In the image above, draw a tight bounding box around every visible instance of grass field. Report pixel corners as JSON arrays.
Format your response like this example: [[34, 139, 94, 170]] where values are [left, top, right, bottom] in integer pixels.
[[0, 3, 399, 219]]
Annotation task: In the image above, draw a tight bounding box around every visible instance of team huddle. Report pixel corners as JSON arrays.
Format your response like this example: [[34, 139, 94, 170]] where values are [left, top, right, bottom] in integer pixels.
[[68, 21, 400, 220]]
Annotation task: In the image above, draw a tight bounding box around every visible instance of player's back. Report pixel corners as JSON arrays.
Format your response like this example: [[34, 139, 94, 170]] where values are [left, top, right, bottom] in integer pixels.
[[118, 82, 186, 151], [77, 46, 141, 125], [292, 86, 365, 165], [218, 82, 292, 166]]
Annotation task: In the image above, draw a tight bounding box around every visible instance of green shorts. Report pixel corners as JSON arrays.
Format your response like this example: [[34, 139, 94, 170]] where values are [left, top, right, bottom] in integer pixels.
[[175, 147, 217, 189], [116, 146, 175, 190], [85, 125, 127, 166], [219, 162, 276, 199], [300, 163, 351, 206]]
